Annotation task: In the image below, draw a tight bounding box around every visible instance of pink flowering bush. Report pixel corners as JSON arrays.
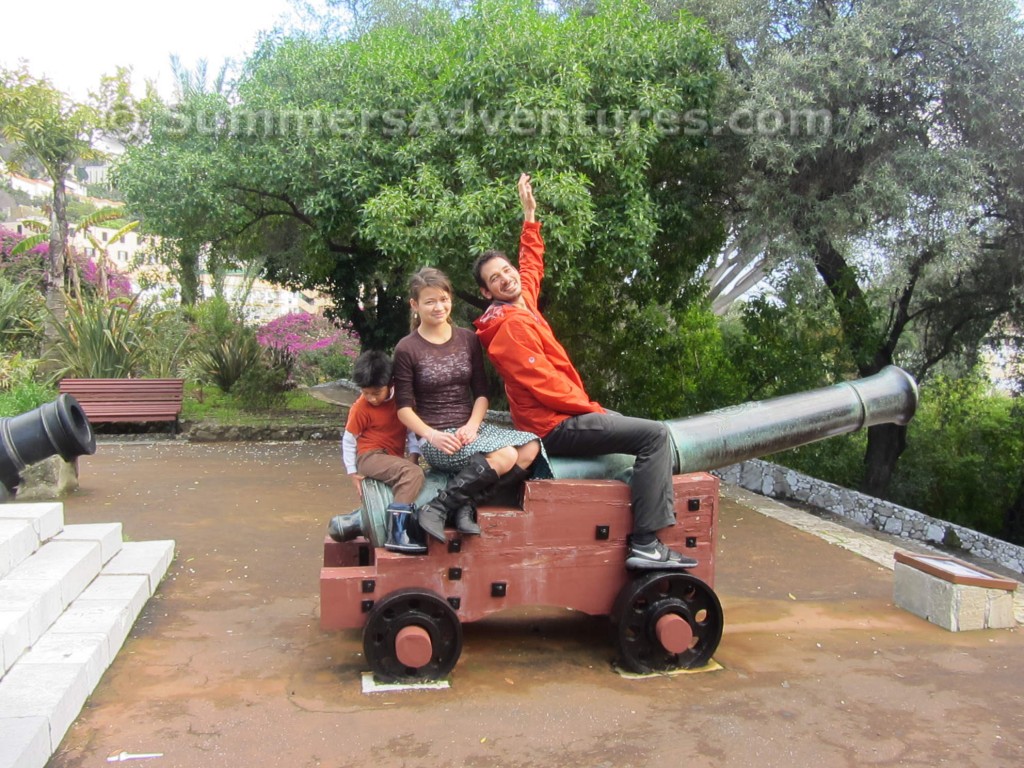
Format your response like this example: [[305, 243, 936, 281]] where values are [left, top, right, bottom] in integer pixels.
[[256, 312, 360, 386], [0, 227, 47, 288], [79, 256, 134, 299], [0, 229, 134, 299]]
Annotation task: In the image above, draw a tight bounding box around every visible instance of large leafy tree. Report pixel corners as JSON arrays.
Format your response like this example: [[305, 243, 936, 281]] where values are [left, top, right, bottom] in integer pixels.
[[0, 66, 148, 312], [116, 0, 727, 397], [0, 67, 101, 308], [664, 0, 1024, 495]]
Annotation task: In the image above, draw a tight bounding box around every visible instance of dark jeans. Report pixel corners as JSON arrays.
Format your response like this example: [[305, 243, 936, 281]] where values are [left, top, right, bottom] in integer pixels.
[[542, 412, 675, 535]]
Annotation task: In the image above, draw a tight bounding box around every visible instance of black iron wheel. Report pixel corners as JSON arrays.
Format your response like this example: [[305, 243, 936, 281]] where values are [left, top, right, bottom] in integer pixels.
[[363, 588, 463, 682], [611, 571, 723, 674]]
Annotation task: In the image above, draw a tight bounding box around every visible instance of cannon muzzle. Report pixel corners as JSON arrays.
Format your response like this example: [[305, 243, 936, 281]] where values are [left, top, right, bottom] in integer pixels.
[[0, 394, 96, 501]]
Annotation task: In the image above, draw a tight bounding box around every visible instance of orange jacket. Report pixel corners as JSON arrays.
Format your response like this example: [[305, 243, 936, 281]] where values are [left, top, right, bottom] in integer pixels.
[[474, 221, 604, 438]]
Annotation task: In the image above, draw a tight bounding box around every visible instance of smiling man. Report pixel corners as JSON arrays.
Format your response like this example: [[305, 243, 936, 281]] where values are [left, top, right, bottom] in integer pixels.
[[472, 174, 696, 571]]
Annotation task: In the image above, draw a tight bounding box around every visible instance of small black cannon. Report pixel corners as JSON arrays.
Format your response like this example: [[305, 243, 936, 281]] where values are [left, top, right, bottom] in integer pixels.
[[0, 394, 96, 502]]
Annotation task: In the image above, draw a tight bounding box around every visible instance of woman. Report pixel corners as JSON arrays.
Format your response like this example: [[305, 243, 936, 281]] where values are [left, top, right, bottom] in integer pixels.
[[393, 266, 542, 544]]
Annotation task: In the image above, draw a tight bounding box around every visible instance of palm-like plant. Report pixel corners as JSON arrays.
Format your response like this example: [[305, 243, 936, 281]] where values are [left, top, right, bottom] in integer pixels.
[[0, 277, 46, 355], [190, 331, 263, 392], [47, 293, 154, 378]]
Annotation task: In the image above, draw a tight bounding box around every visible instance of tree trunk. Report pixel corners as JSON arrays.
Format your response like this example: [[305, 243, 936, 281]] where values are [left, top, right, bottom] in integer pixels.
[[861, 422, 908, 498], [40, 178, 69, 374], [178, 243, 200, 306], [1002, 479, 1024, 546]]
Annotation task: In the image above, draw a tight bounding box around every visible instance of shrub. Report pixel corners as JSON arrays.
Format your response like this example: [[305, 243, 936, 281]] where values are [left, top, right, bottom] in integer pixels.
[[887, 373, 1024, 538], [78, 255, 134, 300], [143, 308, 196, 378], [233, 357, 290, 411], [256, 312, 359, 386], [0, 353, 40, 392], [0, 276, 45, 356], [190, 330, 263, 393], [0, 227, 47, 289], [0, 380, 57, 417], [48, 294, 155, 378]]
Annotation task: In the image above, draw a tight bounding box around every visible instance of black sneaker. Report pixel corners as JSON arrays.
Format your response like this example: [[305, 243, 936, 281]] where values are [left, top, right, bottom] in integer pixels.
[[626, 538, 698, 570]]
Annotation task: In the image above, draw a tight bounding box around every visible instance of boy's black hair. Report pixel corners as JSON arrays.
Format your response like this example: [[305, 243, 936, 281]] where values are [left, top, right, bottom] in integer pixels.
[[352, 350, 393, 389]]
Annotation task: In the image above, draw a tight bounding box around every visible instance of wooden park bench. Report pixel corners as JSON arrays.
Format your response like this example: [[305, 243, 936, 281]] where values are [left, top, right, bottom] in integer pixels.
[[58, 378, 185, 430]]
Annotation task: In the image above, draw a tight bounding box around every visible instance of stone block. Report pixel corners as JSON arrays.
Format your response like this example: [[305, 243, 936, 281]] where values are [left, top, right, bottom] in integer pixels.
[[55, 523, 123, 565], [0, 580, 62, 649], [0, 716, 50, 768], [0, 610, 30, 677], [16, 457, 79, 501], [0, 503, 63, 542], [0, 662, 91, 752], [78, 574, 151, 623], [3, 541, 102, 610], [47, 599, 136, 661], [893, 552, 1019, 631], [0, 519, 39, 580], [18, 631, 110, 692], [101, 540, 175, 595]]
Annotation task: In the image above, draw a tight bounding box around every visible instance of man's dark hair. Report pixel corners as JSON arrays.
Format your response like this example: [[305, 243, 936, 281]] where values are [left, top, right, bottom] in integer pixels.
[[352, 350, 393, 388], [472, 249, 509, 289]]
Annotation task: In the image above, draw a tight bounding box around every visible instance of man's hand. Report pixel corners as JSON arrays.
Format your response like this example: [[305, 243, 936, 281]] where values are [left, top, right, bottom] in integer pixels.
[[518, 173, 536, 222]]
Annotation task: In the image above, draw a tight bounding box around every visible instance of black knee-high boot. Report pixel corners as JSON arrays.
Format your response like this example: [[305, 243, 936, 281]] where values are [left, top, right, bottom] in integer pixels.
[[417, 453, 499, 542]]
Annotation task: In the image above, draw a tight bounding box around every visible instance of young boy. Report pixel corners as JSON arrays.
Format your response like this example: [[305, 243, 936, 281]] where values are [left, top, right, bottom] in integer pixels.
[[340, 350, 426, 553]]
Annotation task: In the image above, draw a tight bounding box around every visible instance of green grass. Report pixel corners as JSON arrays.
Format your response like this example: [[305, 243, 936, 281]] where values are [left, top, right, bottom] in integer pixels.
[[180, 383, 342, 427]]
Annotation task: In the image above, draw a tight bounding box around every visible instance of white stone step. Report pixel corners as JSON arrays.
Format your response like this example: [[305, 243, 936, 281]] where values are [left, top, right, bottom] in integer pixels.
[[0, 504, 65, 582], [0, 519, 40, 581], [0, 533, 175, 768], [0, 524, 122, 677], [0, 503, 64, 543]]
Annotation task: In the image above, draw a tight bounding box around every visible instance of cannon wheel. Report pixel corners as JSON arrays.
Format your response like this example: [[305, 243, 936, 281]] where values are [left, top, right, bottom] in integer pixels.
[[362, 588, 463, 682], [611, 571, 723, 674]]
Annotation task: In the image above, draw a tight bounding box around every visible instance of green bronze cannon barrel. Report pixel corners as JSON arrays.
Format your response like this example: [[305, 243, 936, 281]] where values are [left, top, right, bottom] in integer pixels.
[[328, 366, 918, 544], [667, 365, 918, 475]]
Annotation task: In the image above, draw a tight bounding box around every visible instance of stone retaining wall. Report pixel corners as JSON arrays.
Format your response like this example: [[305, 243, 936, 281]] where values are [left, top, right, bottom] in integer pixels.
[[715, 459, 1024, 576]]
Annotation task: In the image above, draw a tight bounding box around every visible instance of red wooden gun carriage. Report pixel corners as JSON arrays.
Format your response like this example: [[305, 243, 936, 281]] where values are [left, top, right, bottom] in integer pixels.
[[321, 367, 918, 681]]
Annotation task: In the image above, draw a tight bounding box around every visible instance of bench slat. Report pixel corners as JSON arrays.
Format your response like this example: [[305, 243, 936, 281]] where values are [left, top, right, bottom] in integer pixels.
[[58, 378, 185, 425]]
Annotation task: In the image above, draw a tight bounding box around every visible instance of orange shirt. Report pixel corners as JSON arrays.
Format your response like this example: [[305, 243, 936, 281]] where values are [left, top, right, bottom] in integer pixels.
[[345, 392, 408, 457]]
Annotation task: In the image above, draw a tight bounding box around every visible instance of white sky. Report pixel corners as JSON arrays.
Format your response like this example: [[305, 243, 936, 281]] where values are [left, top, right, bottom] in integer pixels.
[[2, 0, 303, 100]]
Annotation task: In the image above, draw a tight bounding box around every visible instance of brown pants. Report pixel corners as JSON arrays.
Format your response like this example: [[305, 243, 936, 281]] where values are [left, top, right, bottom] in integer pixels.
[[356, 450, 425, 505]]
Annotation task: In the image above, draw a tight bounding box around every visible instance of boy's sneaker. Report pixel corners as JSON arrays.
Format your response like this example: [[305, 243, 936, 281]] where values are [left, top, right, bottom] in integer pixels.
[[626, 538, 697, 570]]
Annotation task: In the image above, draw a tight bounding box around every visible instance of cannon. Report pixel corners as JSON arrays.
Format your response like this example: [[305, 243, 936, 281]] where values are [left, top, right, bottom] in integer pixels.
[[0, 394, 97, 502], [321, 366, 918, 681]]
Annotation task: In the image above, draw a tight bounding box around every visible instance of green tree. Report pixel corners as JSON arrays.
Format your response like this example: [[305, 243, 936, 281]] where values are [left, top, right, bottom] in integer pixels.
[[0, 66, 149, 312], [0, 67, 100, 305], [668, 0, 1024, 495], [116, 0, 725, 385]]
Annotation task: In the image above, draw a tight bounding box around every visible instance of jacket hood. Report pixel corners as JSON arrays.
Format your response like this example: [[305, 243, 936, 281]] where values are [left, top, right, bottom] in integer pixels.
[[474, 302, 517, 347]]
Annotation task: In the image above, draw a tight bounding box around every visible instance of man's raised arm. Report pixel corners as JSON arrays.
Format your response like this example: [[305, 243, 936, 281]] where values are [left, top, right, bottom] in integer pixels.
[[518, 173, 536, 223]]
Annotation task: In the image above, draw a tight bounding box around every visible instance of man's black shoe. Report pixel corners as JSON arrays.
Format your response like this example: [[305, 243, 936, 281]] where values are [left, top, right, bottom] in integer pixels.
[[625, 538, 697, 570]]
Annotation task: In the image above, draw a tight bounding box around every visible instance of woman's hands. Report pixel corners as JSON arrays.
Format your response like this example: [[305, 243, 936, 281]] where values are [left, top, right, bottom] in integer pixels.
[[426, 421, 480, 455], [425, 429, 463, 455]]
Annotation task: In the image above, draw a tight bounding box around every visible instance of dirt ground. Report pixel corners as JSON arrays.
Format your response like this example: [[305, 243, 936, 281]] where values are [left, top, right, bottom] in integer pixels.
[[48, 439, 1024, 768]]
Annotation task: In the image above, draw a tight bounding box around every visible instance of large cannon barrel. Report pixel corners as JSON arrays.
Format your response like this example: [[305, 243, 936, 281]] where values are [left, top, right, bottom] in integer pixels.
[[0, 394, 96, 501], [332, 366, 919, 543], [667, 365, 918, 474]]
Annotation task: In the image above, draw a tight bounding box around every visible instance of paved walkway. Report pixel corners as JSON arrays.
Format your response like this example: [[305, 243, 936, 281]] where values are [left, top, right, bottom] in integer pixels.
[[4, 440, 1023, 767]]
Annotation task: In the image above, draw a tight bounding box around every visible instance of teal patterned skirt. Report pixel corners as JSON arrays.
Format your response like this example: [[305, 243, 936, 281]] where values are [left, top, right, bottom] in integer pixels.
[[419, 421, 551, 478]]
